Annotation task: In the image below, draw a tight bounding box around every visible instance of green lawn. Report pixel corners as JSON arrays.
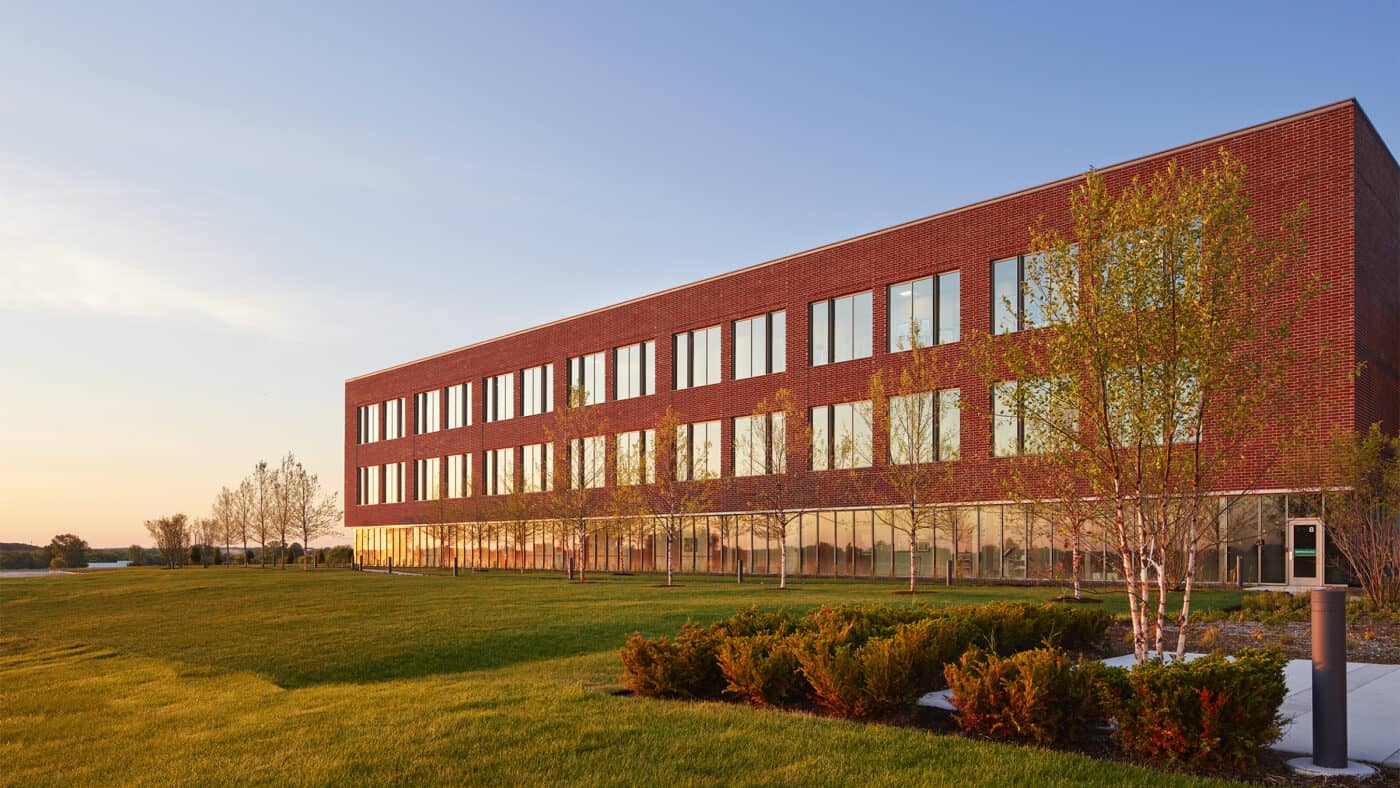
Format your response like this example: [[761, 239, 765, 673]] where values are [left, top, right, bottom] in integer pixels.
[[0, 569, 1244, 786]]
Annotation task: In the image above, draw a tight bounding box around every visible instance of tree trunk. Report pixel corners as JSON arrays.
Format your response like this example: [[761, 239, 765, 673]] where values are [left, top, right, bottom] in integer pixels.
[[1071, 532, 1082, 601], [577, 519, 587, 582], [779, 526, 788, 589], [1175, 544, 1199, 658], [909, 528, 918, 594], [666, 531, 673, 587]]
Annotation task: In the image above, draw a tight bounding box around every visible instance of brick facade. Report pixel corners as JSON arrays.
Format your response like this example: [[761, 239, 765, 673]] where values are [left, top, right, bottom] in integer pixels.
[[345, 99, 1398, 536]]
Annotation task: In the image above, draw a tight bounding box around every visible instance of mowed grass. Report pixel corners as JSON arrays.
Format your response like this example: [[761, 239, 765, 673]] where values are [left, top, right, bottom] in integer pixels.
[[0, 569, 1245, 786]]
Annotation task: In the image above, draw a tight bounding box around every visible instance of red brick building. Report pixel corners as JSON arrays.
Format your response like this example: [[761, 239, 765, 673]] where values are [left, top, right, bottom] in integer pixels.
[[345, 99, 1398, 587]]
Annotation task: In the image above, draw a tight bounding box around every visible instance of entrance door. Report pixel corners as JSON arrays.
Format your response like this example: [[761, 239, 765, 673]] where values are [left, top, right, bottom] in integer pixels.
[[1287, 519, 1323, 586]]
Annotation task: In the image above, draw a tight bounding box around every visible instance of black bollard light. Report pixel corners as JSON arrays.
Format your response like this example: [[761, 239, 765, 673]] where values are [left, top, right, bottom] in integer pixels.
[[1312, 589, 1348, 768], [737, 558, 744, 584], [387, 556, 393, 575], [946, 558, 954, 587]]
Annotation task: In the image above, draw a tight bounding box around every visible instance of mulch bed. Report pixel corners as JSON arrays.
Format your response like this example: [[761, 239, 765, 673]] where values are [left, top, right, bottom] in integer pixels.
[[1095, 617, 1400, 665]]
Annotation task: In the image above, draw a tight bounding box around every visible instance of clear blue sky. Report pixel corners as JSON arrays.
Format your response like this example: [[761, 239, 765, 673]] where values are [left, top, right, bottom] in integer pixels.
[[1, 1, 1395, 547]]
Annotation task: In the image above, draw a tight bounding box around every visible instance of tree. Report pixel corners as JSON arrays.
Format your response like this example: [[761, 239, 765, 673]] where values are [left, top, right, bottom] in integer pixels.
[[1321, 423, 1400, 610], [46, 534, 89, 568], [193, 517, 221, 567], [546, 385, 609, 581], [271, 452, 299, 568], [746, 388, 814, 589], [855, 324, 959, 593], [287, 459, 342, 569], [212, 487, 238, 565], [127, 544, 144, 566], [636, 407, 717, 587], [424, 491, 475, 570], [250, 461, 275, 568], [494, 486, 540, 573], [970, 153, 1311, 661], [145, 514, 191, 569]]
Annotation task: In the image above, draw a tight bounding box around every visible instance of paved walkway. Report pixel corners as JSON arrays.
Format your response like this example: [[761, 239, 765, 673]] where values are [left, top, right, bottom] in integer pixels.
[[922, 654, 1400, 766]]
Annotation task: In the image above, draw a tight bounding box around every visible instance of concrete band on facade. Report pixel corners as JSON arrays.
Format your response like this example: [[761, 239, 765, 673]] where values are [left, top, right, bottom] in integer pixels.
[[344, 99, 1400, 586]]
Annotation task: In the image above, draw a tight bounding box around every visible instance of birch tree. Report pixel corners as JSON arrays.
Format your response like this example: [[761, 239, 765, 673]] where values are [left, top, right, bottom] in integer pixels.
[[1321, 423, 1400, 610], [972, 152, 1310, 661], [638, 406, 717, 587], [546, 385, 608, 581], [746, 388, 813, 589], [288, 460, 342, 569], [250, 461, 275, 568]]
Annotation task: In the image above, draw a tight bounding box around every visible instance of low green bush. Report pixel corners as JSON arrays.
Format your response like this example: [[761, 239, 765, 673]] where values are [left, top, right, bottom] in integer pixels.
[[716, 633, 805, 706], [709, 606, 802, 638], [944, 647, 1110, 744], [1102, 649, 1287, 770], [49, 557, 68, 570], [619, 623, 724, 699], [948, 602, 1112, 654]]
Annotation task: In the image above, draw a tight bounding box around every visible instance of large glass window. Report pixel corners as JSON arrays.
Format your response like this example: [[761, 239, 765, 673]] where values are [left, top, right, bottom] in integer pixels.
[[674, 326, 721, 389], [676, 421, 721, 480], [733, 412, 786, 476], [567, 352, 606, 406], [357, 404, 380, 444], [810, 291, 872, 365], [384, 462, 405, 503], [414, 390, 441, 435], [446, 453, 471, 498], [414, 457, 441, 501], [614, 341, 656, 400], [733, 311, 786, 379], [445, 382, 472, 429], [615, 430, 655, 485], [522, 443, 554, 492], [888, 388, 960, 464], [993, 253, 1067, 334], [810, 401, 872, 470], [484, 448, 515, 496], [521, 364, 554, 417], [484, 373, 514, 422], [888, 271, 959, 351], [568, 435, 606, 489], [991, 380, 1073, 457], [357, 465, 380, 505], [384, 398, 406, 440]]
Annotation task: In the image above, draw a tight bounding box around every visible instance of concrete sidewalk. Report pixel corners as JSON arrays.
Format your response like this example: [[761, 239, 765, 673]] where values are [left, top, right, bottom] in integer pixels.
[[1274, 660, 1400, 767]]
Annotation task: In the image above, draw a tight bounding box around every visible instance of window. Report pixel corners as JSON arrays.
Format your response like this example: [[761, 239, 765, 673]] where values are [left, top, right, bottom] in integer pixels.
[[384, 462, 405, 503], [522, 443, 554, 492], [1105, 366, 1201, 446], [992, 379, 1076, 456], [484, 448, 515, 495], [356, 404, 380, 444], [445, 382, 472, 429], [357, 465, 380, 505], [733, 413, 785, 476], [568, 435, 606, 489], [734, 311, 786, 379], [522, 364, 554, 417], [888, 271, 959, 351], [484, 372, 514, 422], [810, 401, 872, 470], [384, 398, 406, 440], [993, 254, 1068, 334], [446, 454, 471, 498], [676, 420, 721, 480], [414, 458, 441, 501], [615, 430, 655, 485], [614, 341, 656, 400], [567, 352, 606, 406], [674, 326, 721, 389], [810, 291, 872, 365], [414, 390, 441, 435], [888, 389, 960, 464]]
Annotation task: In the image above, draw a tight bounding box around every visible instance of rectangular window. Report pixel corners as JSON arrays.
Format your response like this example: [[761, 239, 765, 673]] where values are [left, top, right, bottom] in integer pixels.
[[733, 412, 786, 476], [484, 447, 515, 495], [522, 443, 554, 492], [810, 401, 872, 470], [384, 462, 406, 503], [383, 398, 406, 440], [810, 291, 872, 365], [733, 311, 786, 379], [414, 457, 441, 501], [446, 453, 471, 498], [673, 326, 722, 389], [993, 254, 1066, 334], [615, 430, 656, 485], [888, 389, 961, 464], [521, 364, 554, 417], [614, 341, 656, 400], [357, 465, 381, 505], [414, 390, 441, 435], [445, 382, 473, 429], [993, 379, 1075, 456], [992, 382, 1021, 457], [676, 421, 721, 480], [568, 435, 606, 489], [567, 352, 606, 406], [484, 372, 514, 422], [888, 271, 959, 351], [356, 404, 380, 445]]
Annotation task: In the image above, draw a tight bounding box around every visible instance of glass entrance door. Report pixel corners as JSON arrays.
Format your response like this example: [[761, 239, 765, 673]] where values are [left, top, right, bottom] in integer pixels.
[[1287, 519, 1323, 586]]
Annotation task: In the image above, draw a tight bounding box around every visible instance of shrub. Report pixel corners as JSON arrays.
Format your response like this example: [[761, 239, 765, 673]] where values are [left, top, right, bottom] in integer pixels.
[[799, 616, 977, 719], [1239, 591, 1309, 624], [1103, 649, 1287, 770], [49, 557, 68, 570], [799, 604, 933, 637], [716, 633, 805, 706], [710, 607, 803, 638], [947, 602, 1111, 654], [619, 623, 724, 699], [944, 647, 1110, 744]]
